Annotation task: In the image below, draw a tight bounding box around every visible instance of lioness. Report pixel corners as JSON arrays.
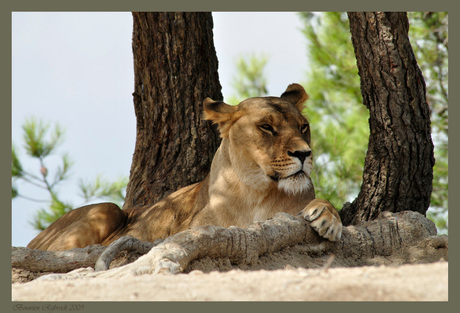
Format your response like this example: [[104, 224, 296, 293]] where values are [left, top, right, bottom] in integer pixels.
[[28, 83, 342, 251]]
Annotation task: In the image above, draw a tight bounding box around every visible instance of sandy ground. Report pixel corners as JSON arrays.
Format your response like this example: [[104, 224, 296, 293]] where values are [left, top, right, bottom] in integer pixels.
[[12, 261, 447, 301], [12, 212, 448, 301]]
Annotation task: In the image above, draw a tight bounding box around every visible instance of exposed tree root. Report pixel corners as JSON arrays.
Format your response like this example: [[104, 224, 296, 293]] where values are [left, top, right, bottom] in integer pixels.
[[95, 236, 162, 271], [12, 244, 106, 273], [12, 211, 447, 283]]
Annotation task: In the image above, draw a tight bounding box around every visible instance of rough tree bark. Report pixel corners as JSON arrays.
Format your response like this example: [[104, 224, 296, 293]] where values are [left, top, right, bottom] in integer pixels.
[[124, 12, 222, 208], [340, 12, 435, 226]]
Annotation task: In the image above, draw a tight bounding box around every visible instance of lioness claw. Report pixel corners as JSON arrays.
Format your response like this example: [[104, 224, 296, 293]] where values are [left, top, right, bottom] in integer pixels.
[[301, 200, 342, 242]]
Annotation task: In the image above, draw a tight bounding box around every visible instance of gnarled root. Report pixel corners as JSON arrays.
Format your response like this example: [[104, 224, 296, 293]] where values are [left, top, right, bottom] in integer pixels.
[[13, 211, 447, 283], [95, 236, 161, 271], [12, 245, 106, 273]]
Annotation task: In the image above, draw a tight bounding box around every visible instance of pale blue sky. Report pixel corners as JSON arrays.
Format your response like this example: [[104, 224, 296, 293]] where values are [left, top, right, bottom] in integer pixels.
[[12, 12, 309, 247]]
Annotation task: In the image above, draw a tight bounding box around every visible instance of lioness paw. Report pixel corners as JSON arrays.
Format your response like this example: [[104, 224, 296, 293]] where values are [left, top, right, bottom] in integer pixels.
[[301, 199, 342, 242]]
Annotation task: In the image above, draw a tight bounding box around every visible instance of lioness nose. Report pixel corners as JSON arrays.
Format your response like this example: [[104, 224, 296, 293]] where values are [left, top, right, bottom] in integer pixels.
[[288, 150, 311, 164]]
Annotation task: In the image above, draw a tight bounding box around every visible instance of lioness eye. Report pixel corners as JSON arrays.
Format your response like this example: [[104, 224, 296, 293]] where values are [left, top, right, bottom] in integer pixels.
[[260, 124, 276, 135], [300, 124, 309, 133]]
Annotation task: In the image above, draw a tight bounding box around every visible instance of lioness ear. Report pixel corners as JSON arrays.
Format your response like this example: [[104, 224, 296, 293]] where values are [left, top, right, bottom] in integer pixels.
[[280, 83, 309, 112], [203, 98, 239, 137]]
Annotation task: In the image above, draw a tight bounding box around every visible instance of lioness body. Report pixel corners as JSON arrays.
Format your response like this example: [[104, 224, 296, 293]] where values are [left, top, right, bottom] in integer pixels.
[[28, 84, 342, 251]]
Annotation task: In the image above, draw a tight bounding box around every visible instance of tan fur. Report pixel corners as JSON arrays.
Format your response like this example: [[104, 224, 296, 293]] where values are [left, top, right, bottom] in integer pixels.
[[27, 83, 342, 251]]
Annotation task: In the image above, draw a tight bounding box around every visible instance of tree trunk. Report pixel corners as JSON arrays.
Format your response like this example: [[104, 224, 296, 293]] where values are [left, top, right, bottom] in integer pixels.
[[340, 12, 435, 226], [124, 12, 222, 208]]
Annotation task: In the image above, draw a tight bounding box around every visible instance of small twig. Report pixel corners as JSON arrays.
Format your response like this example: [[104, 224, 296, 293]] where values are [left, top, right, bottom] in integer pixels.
[[19, 174, 48, 190], [15, 193, 50, 203], [321, 253, 335, 273]]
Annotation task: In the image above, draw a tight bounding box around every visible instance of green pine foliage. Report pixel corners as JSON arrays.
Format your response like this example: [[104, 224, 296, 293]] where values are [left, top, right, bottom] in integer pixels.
[[227, 53, 269, 105], [79, 175, 128, 205], [12, 117, 128, 231], [299, 12, 369, 208], [408, 12, 448, 233]]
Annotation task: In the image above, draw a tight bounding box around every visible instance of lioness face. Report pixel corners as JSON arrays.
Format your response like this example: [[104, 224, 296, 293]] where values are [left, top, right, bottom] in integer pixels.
[[204, 83, 313, 195]]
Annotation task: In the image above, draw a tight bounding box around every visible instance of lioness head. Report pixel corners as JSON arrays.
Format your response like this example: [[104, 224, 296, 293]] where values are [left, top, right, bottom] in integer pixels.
[[204, 83, 313, 195]]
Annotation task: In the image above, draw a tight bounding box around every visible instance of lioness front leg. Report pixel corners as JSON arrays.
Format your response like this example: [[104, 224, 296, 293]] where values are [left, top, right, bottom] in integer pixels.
[[301, 199, 342, 242]]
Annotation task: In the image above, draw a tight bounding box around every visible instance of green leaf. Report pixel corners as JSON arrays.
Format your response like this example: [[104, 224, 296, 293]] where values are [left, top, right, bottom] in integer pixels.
[[31, 198, 74, 230], [230, 53, 269, 103], [299, 12, 368, 207], [12, 185, 18, 199], [12, 144, 23, 177], [78, 175, 128, 207], [22, 117, 65, 159], [52, 153, 74, 186]]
